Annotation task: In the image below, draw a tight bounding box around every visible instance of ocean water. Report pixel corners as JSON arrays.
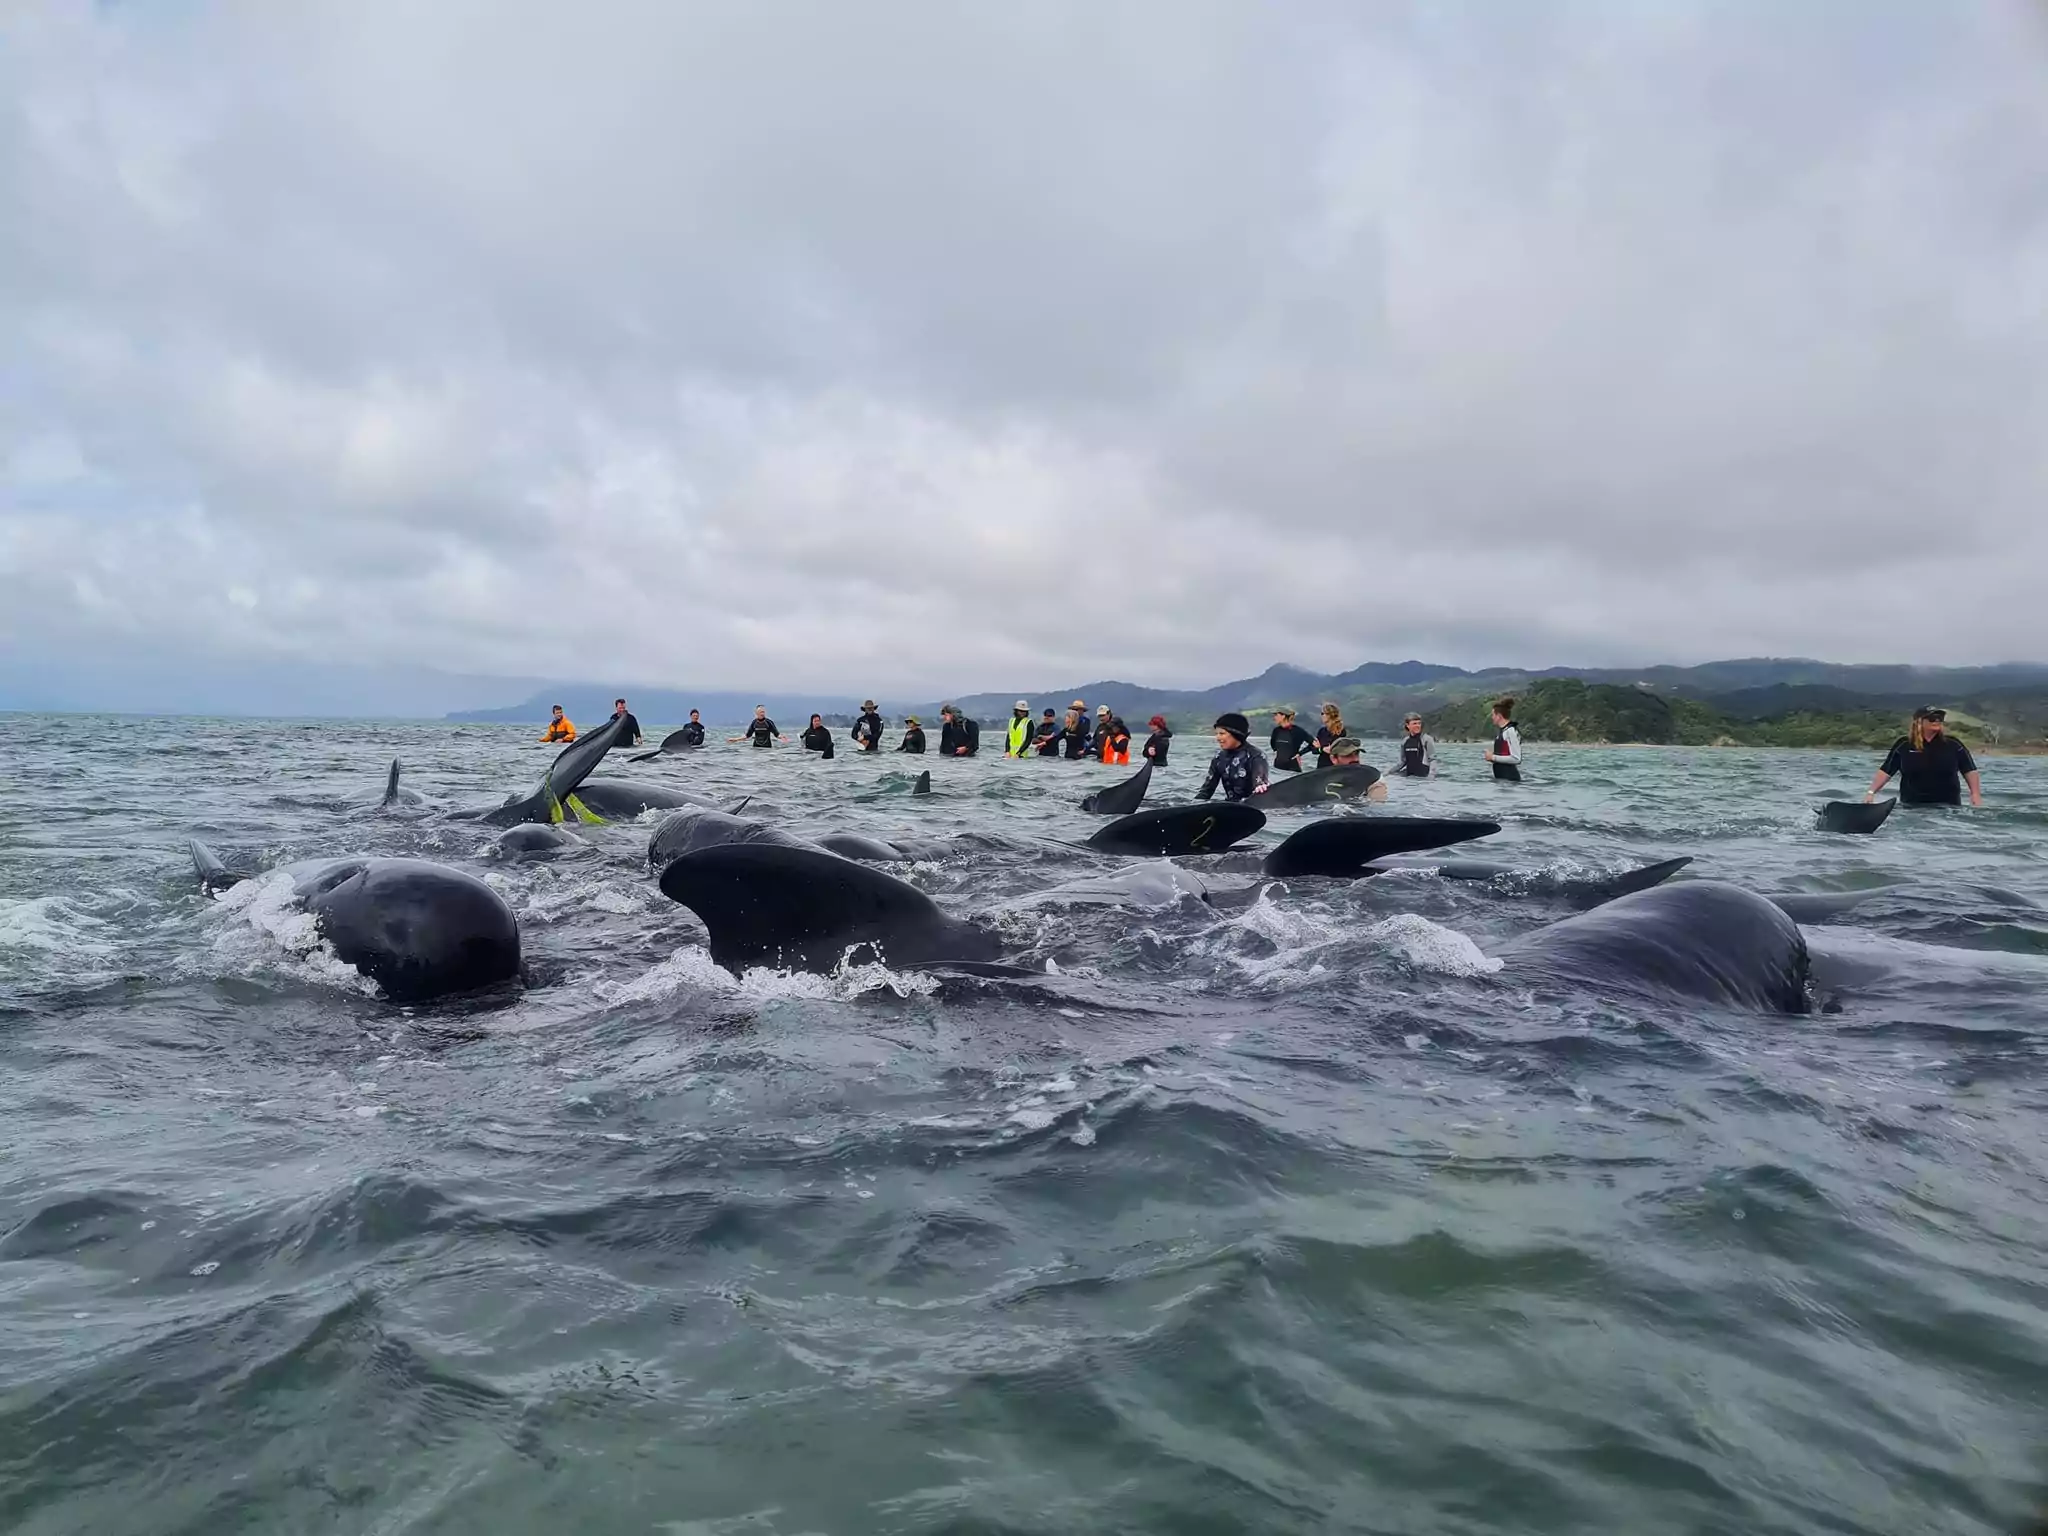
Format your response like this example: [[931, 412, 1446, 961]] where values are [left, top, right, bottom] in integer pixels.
[[2, 714, 2045, 1535]]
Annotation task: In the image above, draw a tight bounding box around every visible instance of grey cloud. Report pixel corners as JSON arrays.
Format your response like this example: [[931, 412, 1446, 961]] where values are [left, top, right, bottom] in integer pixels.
[[3, 0, 2046, 713]]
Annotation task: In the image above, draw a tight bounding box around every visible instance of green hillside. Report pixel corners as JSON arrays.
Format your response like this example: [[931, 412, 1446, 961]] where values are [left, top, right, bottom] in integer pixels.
[[1427, 680, 1918, 749]]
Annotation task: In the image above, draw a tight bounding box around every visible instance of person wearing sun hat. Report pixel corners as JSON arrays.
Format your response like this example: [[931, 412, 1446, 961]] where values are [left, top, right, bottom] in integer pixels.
[[852, 699, 884, 752], [1195, 713, 1270, 801], [1866, 705, 1983, 807], [896, 715, 926, 753], [1005, 699, 1035, 758]]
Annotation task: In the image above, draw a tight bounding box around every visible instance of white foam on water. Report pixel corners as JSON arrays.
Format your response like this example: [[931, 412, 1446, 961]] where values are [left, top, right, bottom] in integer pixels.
[[1365, 913, 1505, 977], [201, 870, 377, 995], [597, 944, 943, 1006], [0, 895, 115, 957]]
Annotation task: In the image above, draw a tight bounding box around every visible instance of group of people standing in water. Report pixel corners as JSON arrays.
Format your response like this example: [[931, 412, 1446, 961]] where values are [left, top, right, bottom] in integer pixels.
[[538, 694, 1989, 810]]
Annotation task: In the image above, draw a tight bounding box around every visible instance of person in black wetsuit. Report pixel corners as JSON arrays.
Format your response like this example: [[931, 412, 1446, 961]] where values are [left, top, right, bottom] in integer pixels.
[[1059, 707, 1093, 760], [1866, 706, 1983, 807], [938, 705, 980, 757], [730, 706, 785, 748], [1484, 697, 1523, 782], [610, 698, 643, 748], [898, 716, 927, 753], [851, 700, 885, 752], [1141, 715, 1171, 766], [1196, 713, 1270, 802], [1033, 709, 1060, 756], [1269, 708, 1315, 773], [678, 710, 706, 747], [801, 714, 835, 759], [1394, 713, 1436, 776]]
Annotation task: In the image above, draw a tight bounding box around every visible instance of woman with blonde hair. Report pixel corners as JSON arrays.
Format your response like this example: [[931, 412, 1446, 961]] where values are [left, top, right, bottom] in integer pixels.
[[1313, 702, 1346, 761], [1866, 706, 1982, 807]]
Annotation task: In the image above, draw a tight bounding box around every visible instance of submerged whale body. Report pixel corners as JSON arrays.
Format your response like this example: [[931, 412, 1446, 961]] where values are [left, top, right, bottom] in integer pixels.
[[1817, 799, 1896, 834], [1080, 762, 1152, 816], [380, 760, 427, 809], [565, 777, 720, 820], [1367, 854, 1693, 908], [658, 843, 1004, 974], [1503, 879, 1810, 1013], [493, 825, 579, 862], [190, 841, 520, 1001], [1261, 816, 1500, 877], [812, 832, 953, 863]]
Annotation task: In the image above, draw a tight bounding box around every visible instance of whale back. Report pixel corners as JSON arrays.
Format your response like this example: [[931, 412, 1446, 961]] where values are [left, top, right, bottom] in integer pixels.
[[1508, 879, 1810, 1013], [1262, 816, 1498, 877], [657, 843, 1000, 973], [1085, 802, 1265, 856]]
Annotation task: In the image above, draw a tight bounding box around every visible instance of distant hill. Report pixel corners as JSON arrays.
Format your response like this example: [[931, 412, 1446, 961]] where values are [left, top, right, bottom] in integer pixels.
[[447, 659, 2048, 746]]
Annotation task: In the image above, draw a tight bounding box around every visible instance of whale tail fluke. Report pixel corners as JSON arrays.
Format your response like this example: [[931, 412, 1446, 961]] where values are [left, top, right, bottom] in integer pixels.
[[1817, 799, 1895, 834]]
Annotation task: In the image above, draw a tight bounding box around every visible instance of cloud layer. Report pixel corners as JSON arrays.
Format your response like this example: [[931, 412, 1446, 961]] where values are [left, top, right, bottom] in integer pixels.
[[5, 0, 2047, 708]]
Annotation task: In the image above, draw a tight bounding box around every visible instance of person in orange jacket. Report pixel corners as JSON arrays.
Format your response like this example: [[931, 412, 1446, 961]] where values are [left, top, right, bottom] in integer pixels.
[[1095, 707, 1131, 765], [540, 704, 577, 743]]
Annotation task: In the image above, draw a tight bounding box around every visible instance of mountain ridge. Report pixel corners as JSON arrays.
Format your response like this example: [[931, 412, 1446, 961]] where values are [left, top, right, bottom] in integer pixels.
[[443, 658, 2048, 745]]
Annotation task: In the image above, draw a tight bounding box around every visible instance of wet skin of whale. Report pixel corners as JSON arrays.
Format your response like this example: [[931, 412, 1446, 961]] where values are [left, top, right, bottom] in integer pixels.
[[190, 840, 521, 1002]]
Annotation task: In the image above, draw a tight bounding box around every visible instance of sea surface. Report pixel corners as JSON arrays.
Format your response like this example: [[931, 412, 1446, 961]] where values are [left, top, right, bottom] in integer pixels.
[[2, 713, 2046, 1536]]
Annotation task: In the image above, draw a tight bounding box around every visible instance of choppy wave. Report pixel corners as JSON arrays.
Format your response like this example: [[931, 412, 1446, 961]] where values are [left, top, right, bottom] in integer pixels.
[[1, 719, 2046, 1534]]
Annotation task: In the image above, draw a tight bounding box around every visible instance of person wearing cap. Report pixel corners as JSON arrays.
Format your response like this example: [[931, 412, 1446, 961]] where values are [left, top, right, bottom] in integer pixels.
[[1866, 706, 1982, 807], [1005, 700, 1035, 758], [1268, 707, 1316, 773], [1196, 713, 1270, 801], [1033, 708, 1061, 756], [1095, 709, 1132, 766], [1141, 715, 1172, 766], [1326, 736, 1392, 801], [852, 700, 885, 753], [1394, 713, 1437, 777], [897, 715, 926, 753], [939, 704, 980, 757]]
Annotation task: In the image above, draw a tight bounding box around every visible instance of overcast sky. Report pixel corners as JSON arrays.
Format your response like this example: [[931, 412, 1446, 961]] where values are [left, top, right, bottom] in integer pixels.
[[4, 0, 2046, 711]]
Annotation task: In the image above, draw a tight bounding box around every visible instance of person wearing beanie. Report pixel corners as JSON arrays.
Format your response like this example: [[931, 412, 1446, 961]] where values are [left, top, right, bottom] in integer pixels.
[[1141, 715, 1172, 766], [897, 715, 927, 753], [1196, 713, 1270, 802]]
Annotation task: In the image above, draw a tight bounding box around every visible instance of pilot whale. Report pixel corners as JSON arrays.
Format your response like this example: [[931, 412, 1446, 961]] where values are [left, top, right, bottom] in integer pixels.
[[658, 845, 1808, 1014], [190, 840, 520, 1001], [452, 712, 629, 827], [1500, 879, 1810, 1013]]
